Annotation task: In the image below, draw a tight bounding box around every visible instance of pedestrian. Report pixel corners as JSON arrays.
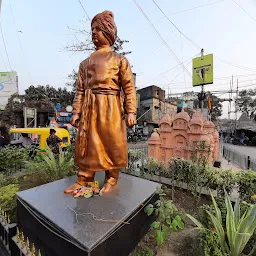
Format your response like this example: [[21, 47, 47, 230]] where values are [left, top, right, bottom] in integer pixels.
[[11, 133, 32, 147], [0, 126, 9, 148], [46, 129, 62, 154]]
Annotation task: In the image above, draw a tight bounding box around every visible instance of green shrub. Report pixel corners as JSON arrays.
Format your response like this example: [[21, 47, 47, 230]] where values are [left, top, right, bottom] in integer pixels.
[[0, 145, 30, 174], [127, 149, 146, 174], [187, 193, 256, 256], [199, 229, 227, 256], [147, 158, 167, 177], [144, 189, 184, 247], [237, 171, 256, 202], [0, 183, 19, 222], [143, 158, 237, 201], [24, 147, 74, 184], [0, 173, 18, 187]]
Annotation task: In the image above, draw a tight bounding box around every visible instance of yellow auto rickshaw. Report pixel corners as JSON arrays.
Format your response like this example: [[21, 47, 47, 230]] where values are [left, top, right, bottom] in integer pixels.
[[9, 128, 71, 157]]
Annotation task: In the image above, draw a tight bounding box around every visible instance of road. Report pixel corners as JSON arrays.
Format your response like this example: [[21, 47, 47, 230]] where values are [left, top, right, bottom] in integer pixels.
[[223, 143, 256, 160]]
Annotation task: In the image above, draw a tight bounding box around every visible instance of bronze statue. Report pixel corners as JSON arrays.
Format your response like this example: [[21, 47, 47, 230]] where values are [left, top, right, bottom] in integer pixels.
[[64, 11, 136, 194]]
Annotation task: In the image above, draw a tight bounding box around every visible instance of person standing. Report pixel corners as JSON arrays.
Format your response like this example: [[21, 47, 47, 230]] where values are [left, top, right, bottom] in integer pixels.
[[46, 129, 62, 154], [64, 11, 136, 194], [0, 126, 9, 148]]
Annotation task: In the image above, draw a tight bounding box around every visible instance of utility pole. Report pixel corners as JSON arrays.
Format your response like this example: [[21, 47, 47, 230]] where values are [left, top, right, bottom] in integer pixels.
[[200, 48, 205, 111], [0, 0, 2, 15], [235, 79, 239, 131]]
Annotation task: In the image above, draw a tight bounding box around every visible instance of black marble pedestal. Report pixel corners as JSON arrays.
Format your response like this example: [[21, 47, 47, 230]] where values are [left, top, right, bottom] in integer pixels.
[[16, 173, 160, 256]]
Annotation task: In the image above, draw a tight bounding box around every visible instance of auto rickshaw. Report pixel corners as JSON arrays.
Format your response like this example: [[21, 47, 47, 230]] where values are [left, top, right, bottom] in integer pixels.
[[9, 128, 71, 158]]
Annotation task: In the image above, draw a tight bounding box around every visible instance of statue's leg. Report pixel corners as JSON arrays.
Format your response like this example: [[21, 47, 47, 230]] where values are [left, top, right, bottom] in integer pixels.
[[64, 170, 95, 194], [101, 169, 119, 193]]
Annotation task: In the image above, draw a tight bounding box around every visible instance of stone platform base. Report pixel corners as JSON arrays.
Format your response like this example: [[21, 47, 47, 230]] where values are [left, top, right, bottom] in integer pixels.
[[16, 173, 160, 256]]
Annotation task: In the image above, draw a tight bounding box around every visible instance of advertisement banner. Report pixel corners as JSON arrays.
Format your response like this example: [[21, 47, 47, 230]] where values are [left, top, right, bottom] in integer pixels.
[[0, 71, 18, 110], [192, 54, 213, 87]]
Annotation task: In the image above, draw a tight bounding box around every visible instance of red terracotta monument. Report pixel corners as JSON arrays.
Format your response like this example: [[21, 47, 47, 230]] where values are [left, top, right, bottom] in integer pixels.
[[148, 110, 219, 166]]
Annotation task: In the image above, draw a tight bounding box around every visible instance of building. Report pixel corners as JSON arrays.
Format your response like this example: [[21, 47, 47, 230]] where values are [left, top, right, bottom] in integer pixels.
[[137, 85, 177, 134], [182, 91, 197, 109], [148, 110, 219, 166], [0, 71, 19, 110]]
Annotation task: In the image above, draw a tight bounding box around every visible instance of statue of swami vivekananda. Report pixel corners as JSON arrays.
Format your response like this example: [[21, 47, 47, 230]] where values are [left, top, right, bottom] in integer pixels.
[[64, 11, 136, 194]]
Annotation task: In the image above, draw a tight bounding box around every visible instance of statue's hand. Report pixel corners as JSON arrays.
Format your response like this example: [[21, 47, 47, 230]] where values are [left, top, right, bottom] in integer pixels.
[[70, 114, 80, 128], [126, 113, 136, 128]]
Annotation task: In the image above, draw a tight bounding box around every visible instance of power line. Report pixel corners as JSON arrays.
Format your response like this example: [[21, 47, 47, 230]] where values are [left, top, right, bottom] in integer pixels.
[[232, 0, 256, 24], [8, 0, 33, 85], [167, 0, 225, 17], [214, 73, 256, 80], [135, 29, 179, 67], [169, 82, 256, 92], [0, 50, 8, 71], [77, 0, 90, 20], [180, 33, 187, 89], [215, 56, 256, 72], [0, 22, 16, 84], [143, 52, 199, 86], [152, 0, 201, 50], [0, 23, 12, 72], [129, 0, 224, 39], [133, 0, 192, 77], [151, 1, 256, 86]]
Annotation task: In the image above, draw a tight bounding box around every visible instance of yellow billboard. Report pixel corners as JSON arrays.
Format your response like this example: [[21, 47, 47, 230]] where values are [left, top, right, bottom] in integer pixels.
[[192, 54, 213, 87]]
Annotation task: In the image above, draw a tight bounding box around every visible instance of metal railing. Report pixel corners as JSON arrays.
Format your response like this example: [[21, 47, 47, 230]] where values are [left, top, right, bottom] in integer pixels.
[[0, 215, 16, 255], [222, 146, 256, 172], [128, 143, 148, 157]]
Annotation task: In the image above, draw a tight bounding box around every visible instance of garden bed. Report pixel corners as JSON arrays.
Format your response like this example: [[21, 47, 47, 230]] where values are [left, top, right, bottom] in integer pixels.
[[130, 187, 211, 256]]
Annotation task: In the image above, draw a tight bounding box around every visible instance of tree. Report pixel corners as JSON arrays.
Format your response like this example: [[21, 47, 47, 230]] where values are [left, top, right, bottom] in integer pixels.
[[24, 85, 74, 107], [236, 89, 256, 120], [66, 70, 78, 91], [0, 85, 75, 126], [65, 22, 131, 88], [65, 25, 131, 56], [0, 93, 54, 126]]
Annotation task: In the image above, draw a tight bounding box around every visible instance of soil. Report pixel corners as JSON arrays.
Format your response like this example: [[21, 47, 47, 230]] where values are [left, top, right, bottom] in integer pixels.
[[130, 187, 211, 256]]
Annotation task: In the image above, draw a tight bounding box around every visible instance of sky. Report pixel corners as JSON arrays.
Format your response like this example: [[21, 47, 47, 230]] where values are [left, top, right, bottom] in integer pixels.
[[1, 0, 256, 118]]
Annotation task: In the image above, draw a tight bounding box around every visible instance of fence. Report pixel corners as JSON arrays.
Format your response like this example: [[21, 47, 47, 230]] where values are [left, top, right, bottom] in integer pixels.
[[222, 146, 256, 172], [128, 143, 256, 172], [0, 214, 43, 256], [128, 143, 148, 157], [0, 215, 16, 256]]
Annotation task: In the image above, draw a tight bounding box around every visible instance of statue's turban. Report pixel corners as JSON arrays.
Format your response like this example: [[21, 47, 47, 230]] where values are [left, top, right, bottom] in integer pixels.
[[91, 11, 117, 46]]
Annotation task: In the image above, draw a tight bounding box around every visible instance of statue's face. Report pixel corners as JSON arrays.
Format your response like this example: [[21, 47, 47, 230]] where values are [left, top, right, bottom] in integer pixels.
[[91, 23, 110, 47]]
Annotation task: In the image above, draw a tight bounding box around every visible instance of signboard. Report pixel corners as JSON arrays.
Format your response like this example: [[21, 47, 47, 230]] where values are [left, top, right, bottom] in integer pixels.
[[192, 54, 213, 87], [23, 107, 37, 127], [24, 107, 36, 118], [50, 103, 73, 124], [0, 71, 18, 110]]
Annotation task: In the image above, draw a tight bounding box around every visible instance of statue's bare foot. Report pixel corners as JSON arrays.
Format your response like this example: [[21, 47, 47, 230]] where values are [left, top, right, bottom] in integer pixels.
[[64, 183, 82, 194], [101, 183, 114, 193]]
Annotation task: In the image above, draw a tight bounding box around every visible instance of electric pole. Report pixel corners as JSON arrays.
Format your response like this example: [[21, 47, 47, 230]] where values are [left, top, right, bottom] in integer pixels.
[[0, 0, 2, 15], [235, 79, 239, 131], [200, 48, 204, 110]]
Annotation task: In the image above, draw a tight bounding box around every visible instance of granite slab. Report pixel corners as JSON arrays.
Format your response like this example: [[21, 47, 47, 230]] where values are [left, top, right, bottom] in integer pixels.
[[17, 172, 160, 252]]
